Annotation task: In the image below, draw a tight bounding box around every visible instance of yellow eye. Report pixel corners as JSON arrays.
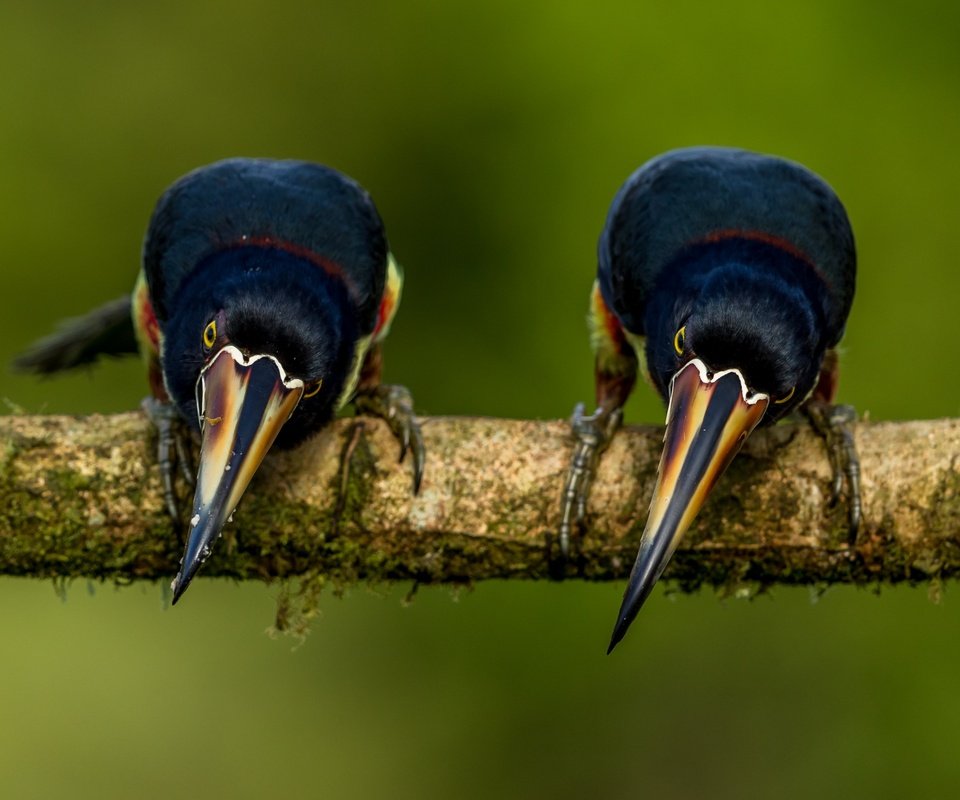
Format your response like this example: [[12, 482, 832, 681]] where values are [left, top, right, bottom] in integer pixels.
[[673, 326, 686, 355], [202, 320, 217, 350], [303, 379, 322, 399], [774, 386, 796, 405]]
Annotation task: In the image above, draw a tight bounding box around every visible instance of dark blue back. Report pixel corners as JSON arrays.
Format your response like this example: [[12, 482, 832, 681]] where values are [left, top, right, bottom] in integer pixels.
[[143, 158, 388, 334], [598, 147, 856, 345]]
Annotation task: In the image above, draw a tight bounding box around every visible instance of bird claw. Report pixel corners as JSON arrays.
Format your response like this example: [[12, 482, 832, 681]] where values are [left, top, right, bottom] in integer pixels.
[[804, 402, 861, 544], [142, 397, 194, 523], [556, 403, 623, 561], [354, 384, 425, 495]]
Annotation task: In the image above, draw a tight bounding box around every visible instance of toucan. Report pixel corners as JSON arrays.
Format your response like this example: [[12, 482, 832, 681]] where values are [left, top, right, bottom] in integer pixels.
[[16, 158, 423, 603], [558, 147, 859, 652]]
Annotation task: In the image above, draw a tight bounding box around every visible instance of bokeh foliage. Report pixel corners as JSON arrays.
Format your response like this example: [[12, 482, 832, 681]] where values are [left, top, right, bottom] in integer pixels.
[[2, 1, 959, 797]]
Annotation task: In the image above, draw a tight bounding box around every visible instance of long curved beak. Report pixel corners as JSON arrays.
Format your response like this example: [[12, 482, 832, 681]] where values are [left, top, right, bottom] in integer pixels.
[[607, 358, 770, 652], [171, 345, 304, 604]]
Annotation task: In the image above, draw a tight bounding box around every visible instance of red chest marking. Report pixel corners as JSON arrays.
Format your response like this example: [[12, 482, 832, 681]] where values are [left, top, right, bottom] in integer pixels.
[[228, 235, 359, 298], [695, 229, 833, 290], [697, 229, 812, 264]]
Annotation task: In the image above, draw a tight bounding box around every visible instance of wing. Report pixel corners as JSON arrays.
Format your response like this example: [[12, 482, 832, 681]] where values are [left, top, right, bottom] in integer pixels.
[[597, 147, 856, 345], [334, 252, 404, 409]]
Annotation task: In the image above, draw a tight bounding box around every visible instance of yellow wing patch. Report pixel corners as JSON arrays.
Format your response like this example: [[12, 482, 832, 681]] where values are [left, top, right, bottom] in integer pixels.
[[335, 332, 372, 411]]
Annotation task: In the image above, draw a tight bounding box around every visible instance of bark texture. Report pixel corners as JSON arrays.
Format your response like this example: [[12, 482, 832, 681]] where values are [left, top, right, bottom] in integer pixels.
[[1, 413, 958, 592]]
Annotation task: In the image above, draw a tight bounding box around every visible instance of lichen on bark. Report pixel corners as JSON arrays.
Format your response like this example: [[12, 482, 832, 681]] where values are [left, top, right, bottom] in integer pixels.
[[1, 413, 959, 611]]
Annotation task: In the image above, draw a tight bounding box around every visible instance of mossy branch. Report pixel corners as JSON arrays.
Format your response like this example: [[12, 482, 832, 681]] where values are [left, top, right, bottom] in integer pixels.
[[1, 413, 959, 592]]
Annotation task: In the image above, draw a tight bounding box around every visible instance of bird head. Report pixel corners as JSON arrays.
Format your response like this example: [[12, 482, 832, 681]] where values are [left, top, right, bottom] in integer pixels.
[[609, 248, 829, 650], [161, 246, 358, 602]]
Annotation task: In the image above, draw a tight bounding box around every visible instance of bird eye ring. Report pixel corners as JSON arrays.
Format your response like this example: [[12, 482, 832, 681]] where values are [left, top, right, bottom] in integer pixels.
[[673, 326, 686, 355], [303, 379, 322, 399], [774, 386, 796, 405], [202, 320, 217, 350]]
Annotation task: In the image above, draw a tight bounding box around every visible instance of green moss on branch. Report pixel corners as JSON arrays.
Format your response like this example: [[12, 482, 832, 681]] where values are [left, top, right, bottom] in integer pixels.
[[1, 413, 958, 594]]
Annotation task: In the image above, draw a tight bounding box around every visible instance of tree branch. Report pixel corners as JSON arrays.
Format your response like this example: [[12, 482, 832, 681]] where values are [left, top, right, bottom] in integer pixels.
[[1, 413, 958, 592]]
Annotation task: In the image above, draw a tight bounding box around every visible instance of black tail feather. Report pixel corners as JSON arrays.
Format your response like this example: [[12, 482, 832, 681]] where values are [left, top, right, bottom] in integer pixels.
[[13, 295, 138, 374]]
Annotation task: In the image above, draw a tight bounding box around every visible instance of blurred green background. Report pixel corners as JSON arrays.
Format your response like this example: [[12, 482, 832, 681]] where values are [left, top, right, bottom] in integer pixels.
[[2, 2, 959, 798]]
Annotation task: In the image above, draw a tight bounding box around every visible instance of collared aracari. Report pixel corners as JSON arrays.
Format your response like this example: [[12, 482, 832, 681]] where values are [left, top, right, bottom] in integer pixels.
[[559, 147, 859, 652], [16, 158, 423, 603]]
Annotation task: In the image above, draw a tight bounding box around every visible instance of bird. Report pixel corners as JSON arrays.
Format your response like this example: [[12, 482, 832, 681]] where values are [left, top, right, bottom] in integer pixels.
[[15, 157, 424, 603], [558, 147, 859, 653]]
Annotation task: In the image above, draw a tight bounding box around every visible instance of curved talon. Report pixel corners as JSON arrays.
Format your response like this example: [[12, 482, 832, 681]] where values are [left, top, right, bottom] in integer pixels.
[[410, 433, 425, 495], [140, 397, 180, 521], [398, 418, 411, 464], [557, 404, 623, 559], [804, 402, 861, 543], [161, 430, 178, 517], [174, 430, 195, 486], [142, 397, 194, 522], [829, 406, 861, 541], [355, 384, 424, 495]]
